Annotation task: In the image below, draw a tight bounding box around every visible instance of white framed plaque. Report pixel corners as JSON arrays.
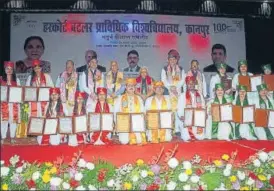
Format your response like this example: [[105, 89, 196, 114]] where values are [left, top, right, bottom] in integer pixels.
[[0, 86, 8, 102], [194, 109, 206, 127], [43, 118, 58, 135], [268, 110, 274, 128], [101, 113, 114, 131], [28, 117, 45, 135], [220, 104, 233, 122], [88, 113, 101, 132], [250, 76, 263, 92], [131, 113, 145, 132], [59, 117, 73, 134], [160, 111, 173, 129], [73, 115, 88, 133], [184, 108, 193, 127], [8, 86, 23, 103], [24, 87, 38, 102], [38, 87, 50, 102], [243, 105, 255, 123]]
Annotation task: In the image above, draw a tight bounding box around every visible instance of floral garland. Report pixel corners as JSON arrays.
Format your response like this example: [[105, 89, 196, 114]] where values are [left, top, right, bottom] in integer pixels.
[[1, 148, 274, 190]]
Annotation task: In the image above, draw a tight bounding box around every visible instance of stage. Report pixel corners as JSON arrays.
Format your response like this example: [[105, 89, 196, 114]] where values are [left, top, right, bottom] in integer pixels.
[[1, 140, 274, 166]]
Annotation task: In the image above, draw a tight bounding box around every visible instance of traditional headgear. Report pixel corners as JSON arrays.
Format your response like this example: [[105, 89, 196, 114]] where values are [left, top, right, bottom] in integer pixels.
[[216, 63, 227, 69], [168, 49, 180, 59], [75, 91, 87, 99], [126, 78, 137, 85], [238, 60, 247, 67], [97, 87, 107, 95], [32, 59, 41, 67], [4, 61, 14, 68], [257, 84, 268, 91], [153, 81, 164, 88], [215, 83, 224, 90], [185, 76, 196, 84], [237, 85, 247, 91], [262, 64, 272, 71], [49, 88, 61, 95]]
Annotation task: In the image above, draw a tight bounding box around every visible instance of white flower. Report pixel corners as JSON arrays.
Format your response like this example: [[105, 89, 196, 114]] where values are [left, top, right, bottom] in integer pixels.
[[132, 175, 139, 182], [226, 164, 232, 170], [16, 166, 23, 173], [167, 181, 177, 190], [86, 162, 95, 170], [76, 185, 86, 190], [32, 171, 41, 181], [246, 177, 255, 185], [30, 188, 36, 191], [167, 158, 179, 169], [223, 168, 231, 177], [182, 161, 192, 169], [267, 174, 271, 180], [214, 183, 226, 191], [88, 185, 97, 190], [75, 172, 83, 181], [178, 173, 189, 182], [114, 179, 122, 190], [183, 184, 191, 190], [258, 151, 269, 162], [237, 171, 246, 181], [62, 182, 70, 189], [141, 170, 148, 178], [9, 155, 19, 166], [107, 179, 115, 187], [77, 159, 87, 168], [190, 175, 200, 183], [253, 159, 261, 167], [0, 160, 4, 166], [50, 177, 62, 187], [0, 167, 10, 177]]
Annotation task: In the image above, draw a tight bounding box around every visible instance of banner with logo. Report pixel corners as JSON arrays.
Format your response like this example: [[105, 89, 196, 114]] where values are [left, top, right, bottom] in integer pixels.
[[10, 13, 245, 85]]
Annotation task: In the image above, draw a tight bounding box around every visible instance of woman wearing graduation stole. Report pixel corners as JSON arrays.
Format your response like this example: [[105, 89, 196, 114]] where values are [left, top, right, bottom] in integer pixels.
[[252, 84, 274, 140], [232, 60, 253, 91], [261, 64, 274, 100], [232, 85, 257, 140], [206, 83, 234, 140], [68, 91, 88, 146]]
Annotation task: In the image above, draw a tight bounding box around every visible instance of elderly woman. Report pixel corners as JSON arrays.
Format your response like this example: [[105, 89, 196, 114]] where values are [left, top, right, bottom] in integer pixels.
[[135, 67, 154, 101], [55, 60, 78, 115]]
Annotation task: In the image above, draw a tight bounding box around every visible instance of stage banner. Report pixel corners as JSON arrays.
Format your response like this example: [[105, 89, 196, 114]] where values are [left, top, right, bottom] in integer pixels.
[[10, 13, 245, 85]]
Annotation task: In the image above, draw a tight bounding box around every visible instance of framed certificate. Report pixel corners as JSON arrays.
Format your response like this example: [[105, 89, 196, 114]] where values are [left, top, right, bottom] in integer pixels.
[[28, 117, 45, 135], [101, 113, 114, 131], [211, 104, 221, 122], [24, 86, 38, 102], [250, 76, 263, 92], [8, 86, 23, 103], [58, 117, 73, 134], [233, 105, 255, 124], [160, 110, 173, 129], [263, 75, 274, 91], [268, 110, 274, 128], [146, 111, 160, 130], [131, 113, 145, 132], [238, 76, 251, 91], [194, 109, 206, 127], [73, 115, 88, 133], [116, 113, 130, 133], [220, 104, 233, 122], [43, 118, 58, 135], [184, 108, 193, 127], [38, 87, 50, 102], [255, 109, 268, 127], [88, 113, 101, 132], [0, 86, 8, 102]]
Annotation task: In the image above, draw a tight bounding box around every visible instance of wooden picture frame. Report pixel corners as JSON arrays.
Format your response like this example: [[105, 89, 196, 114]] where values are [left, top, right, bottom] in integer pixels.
[[263, 75, 274, 91], [255, 108, 268, 127], [211, 104, 221, 122], [73, 115, 88, 133], [8, 86, 23, 103], [23, 86, 38, 102], [233, 105, 255, 124], [146, 110, 160, 130], [43, 118, 59, 135], [116, 112, 131, 133], [238, 76, 251, 91], [58, 116, 73, 135], [88, 112, 101, 132], [27, 117, 45, 136]]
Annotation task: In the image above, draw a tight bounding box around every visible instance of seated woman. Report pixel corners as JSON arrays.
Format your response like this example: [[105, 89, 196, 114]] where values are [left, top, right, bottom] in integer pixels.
[[232, 85, 257, 140], [206, 83, 234, 141], [38, 88, 68, 145]]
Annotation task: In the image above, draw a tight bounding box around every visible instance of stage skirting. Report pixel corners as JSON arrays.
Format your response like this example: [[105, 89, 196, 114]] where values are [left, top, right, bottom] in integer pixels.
[[1, 140, 274, 166]]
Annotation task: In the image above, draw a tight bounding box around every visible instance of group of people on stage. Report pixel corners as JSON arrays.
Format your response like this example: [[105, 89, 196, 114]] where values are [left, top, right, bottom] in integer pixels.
[[1, 48, 274, 146]]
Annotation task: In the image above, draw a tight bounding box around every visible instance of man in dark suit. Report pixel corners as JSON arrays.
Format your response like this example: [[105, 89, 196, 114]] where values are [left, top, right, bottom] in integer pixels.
[[76, 50, 106, 73], [123, 50, 141, 72]]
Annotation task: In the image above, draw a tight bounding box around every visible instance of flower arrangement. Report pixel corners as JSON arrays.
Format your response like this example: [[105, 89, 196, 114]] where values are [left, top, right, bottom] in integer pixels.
[[1, 148, 274, 190]]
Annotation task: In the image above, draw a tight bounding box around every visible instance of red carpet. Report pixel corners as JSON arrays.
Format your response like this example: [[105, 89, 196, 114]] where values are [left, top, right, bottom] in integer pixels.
[[1, 140, 274, 166]]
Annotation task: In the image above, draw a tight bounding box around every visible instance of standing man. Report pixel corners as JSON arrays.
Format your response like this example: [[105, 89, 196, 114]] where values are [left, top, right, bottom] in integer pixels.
[[123, 50, 141, 78], [76, 50, 106, 73]]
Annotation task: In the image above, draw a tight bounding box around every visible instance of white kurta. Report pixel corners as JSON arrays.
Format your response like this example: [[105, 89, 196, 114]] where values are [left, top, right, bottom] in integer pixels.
[[184, 70, 207, 97], [145, 96, 172, 142], [177, 91, 205, 141], [114, 94, 145, 144]]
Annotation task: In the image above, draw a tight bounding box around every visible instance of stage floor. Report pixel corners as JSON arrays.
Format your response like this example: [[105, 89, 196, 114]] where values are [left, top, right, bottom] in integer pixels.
[[1, 139, 274, 166]]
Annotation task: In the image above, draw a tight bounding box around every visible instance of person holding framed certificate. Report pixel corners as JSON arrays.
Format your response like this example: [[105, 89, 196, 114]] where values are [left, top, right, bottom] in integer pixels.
[[261, 64, 274, 100], [177, 76, 206, 141], [232, 85, 257, 140], [89, 87, 113, 145], [25, 60, 54, 118], [232, 60, 253, 91], [252, 84, 274, 140], [68, 91, 88, 146], [145, 81, 172, 143], [114, 78, 147, 145], [206, 83, 234, 140], [0, 61, 21, 144], [37, 88, 68, 145]]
